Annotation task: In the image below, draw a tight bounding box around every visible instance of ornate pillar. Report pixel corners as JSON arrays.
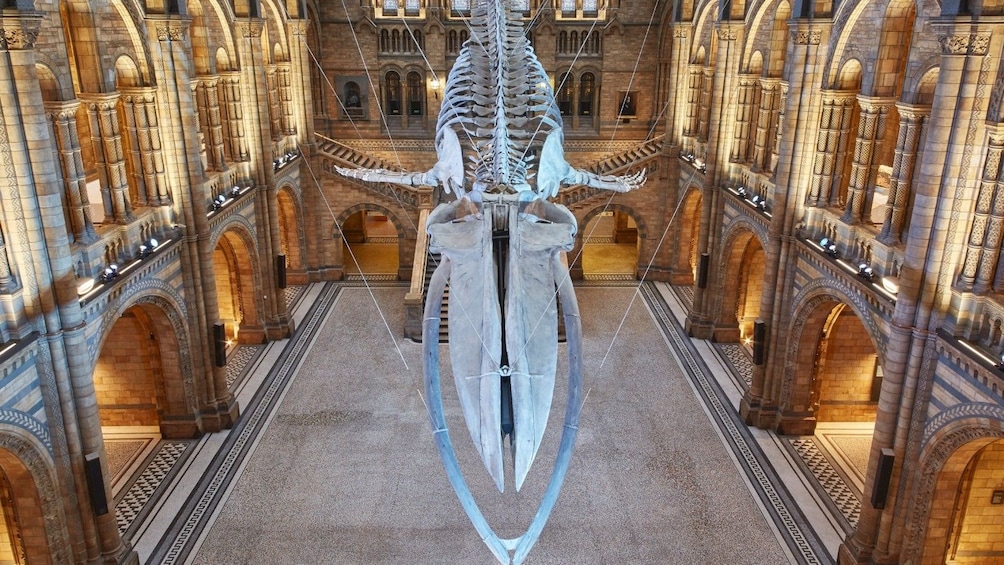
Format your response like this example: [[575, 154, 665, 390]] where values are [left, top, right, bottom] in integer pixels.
[[195, 76, 226, 171], [730, 73, 759, 164], [45, 100, 97, 243], [287, 19, 315, 146], [806, 90, 856, 208], [683, 64, 702, 139], [696, 66, 714, 143], [878, 103, 929, 245], [276, 62, 296, 136], [842, 96, 894, 224], [119, 87, 170, 206], [768, 81, 788, 175], [266, 65, 282, 140], [80, 93, 134, 223], [958, 129, 1004, 292], [219, 71, 250, 162], [751, 78, 779, 172]]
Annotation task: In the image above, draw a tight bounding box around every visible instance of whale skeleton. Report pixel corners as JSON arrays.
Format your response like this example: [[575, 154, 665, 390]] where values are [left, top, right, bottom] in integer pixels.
[[335, 1, 645, 563]]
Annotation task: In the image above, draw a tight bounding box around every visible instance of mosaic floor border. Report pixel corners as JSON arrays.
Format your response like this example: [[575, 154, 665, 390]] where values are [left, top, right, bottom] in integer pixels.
[[641, 283, 831, 565], [116, 440, 194, 538], [148, 283, 343, 565], [788, 437, 861, 530]]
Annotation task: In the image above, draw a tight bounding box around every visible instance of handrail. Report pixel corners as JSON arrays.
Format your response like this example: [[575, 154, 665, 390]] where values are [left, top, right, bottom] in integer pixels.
[[406, 208, 431, 303]]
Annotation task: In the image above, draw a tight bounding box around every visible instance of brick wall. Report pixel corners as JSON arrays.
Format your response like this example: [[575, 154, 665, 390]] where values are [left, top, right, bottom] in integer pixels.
[[94, 313, 159, 427], [952, 440, 1004, 563], [817, 313, 878, 422]]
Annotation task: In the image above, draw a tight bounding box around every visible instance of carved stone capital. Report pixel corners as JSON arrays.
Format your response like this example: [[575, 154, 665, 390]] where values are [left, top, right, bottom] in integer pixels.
[[790, 29, 821, 45], [716, 26, 738, 41], [150, 17, 191, 42], [236, 20, 264, 38], [289, 20, 310, 36], [894, 101, 932, 121], [44, 99, 81, 121], [119, 86, 157, 104], [672, 27, 689, 39], [938, 32, 991, 55], [0, 14, 42, 50], [78, 92, 121, 112]]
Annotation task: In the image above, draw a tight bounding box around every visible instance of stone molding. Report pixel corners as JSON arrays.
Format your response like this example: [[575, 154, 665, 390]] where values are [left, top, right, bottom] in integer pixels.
[[790, 29, 821, 45], [0, 15, 42, 51], [236, 21, 264, 38], [938, 32, 991, 55], [0, 410, 50, 452]]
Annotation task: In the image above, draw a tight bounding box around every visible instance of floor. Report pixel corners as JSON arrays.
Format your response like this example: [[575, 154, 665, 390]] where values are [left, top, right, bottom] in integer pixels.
[[104, 275, 874, 564]]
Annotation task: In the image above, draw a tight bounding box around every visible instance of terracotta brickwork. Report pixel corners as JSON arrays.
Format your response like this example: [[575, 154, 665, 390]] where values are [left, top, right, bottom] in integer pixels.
[[950, 441, 1004, 563], [816, 314, 878, 422], [94, 313, 160, 427]]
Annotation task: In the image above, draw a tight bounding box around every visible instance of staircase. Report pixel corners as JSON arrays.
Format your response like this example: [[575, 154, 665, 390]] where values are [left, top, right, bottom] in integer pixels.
[[424, 251, 450, 343], [316, 135, 389, 170], [556, 135, 666, 209]]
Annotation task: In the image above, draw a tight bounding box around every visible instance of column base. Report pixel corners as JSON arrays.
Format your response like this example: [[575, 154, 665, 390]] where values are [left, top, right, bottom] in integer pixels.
[[265, 315, 295, 340], [776, 411, 817, 435], [685, 315, 715, 339], [159, 415, 202, 439], [838, 538, 872, 565], [712, 325, 741, 342], [740, 397, 780, 428]]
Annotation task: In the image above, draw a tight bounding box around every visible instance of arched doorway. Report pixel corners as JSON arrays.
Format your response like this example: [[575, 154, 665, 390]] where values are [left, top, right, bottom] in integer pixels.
[[93, 302, 190, 494], [0, 445, 60, 564], [277, 187, 306, 285], [214, 228, 263, 344], [681, 188, 702, 284], [784, 298, 882, 524], [340, 209, 401, 280], [715, 229, 765, 343], [580, 209, 640, 280], [936, 439, 1004, 563]]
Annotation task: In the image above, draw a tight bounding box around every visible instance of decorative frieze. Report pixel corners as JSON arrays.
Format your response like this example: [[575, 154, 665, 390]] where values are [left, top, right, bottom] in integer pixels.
[[790, 29, 821, 45], [0, 15, 41, 50], [938, 32, 991, 55]]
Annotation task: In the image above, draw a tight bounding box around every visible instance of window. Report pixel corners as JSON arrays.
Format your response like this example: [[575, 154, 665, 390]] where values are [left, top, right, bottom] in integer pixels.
[[451, 0, 470, 17], [447, 29, 469, 55], [557, 29, 601, 56], [379, 28, 424, 54], [386, 71, 401, 115], [407, 72, 423, 115], [555, 0, 605, 19], [578, 72, 594, 116], [379, 0, 423, 18], [557, 73, 573, 116]]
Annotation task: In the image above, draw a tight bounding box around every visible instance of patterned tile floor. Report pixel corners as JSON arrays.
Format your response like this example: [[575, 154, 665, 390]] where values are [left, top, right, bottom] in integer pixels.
[[116, 441, 191, 536], [225, 345, 265, 390], [122, 282, 862, 564]]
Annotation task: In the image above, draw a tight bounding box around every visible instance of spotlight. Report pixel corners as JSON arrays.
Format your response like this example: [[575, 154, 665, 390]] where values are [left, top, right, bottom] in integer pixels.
[[858, 263, 874, 281], [819, 237, 829, 248], [737, 186, 746, 196], [99, 264, 120, 283], [758, 200, 767, 211], [232, 185, 241, 196], [138, 244, 149, 258], [76, 278, 95, 296], [751, 194, 760, 204], [149, 238, 159, 249], [826, 243, 838, 257]]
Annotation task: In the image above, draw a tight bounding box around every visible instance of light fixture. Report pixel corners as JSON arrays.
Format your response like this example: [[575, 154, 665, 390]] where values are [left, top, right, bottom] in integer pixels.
[[881, 276, 899, 295], [758, 200, 767, 211], [138, 244, 149, 258], [232, 185, 241, 196], [737, 186, 746, 196], [149, 238, 158, 249], [858, 263, 874, 281], [820, 237, 829, 248], [430, 78, 441, 89], [751, 194, 760, 204], [76, 277, 95, 296], [99, 264, 119, 283]]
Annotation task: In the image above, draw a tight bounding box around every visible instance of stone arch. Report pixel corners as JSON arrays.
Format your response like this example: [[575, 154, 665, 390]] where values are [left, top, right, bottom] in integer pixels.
[[335, 203, 411, 278], [106, 0, 154, 88], [211, 220, 266, 343], [714, 221, 768, 341], [0, 426, 73, 564], [908, 66, 940, 106], [277, 183, 306, 282], [95, 288, 197, 435], [871, 0, 916, 97], [778, 283, 885, 423], [35, 62, 72, 102], [262, 0, 290, 57], [114, 54, 143, 88], [189, 0, 214, 75], [573, 203, 649, 279], [690, 0, 718, 63], [903, 414, 1004, 563], [678, 186, 703, 283]]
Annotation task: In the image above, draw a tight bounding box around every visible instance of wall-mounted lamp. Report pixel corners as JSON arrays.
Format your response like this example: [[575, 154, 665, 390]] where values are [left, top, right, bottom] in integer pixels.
[[881, 276, 899, 295], [819, 237, 838, 258], [430, 78, 441, 100], [99, 264, 119, 283]]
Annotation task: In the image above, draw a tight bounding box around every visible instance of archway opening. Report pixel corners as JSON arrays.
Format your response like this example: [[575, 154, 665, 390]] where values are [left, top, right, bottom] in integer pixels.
[[277, 188, 305, 285], [0, 451, 48, 563], [580, 210, 639, 280], [921, 437, 1004, 564], [341, 210, 400, 279], [94, 303, 188, 495], [716, 230, 765, 343], [214, 229, 263, 344], [787, 300, 881, 521]]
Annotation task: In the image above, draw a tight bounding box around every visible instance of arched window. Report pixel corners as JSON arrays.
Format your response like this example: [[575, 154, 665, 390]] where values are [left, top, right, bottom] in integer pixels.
[[461, 30, 469, 46], [557, 72, 573, 116], [380, 29, 390, 52], [345, 81, 362, 111], [386, 71, 401, 115], [579, 72, 594, 116], [392, 29, 401, 52], [448, 30, 459, 54], [407, 71, 423, 115], [451, 0, 471, 17], [412, 30, 424, 52], [558, 31, 567, 54]]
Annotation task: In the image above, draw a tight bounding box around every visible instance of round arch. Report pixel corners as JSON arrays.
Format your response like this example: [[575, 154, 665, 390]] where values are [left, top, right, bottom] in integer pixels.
[[277, 183, 306, 282], [777, 285, 885, 431], [0, 426, 73, 564], [212, 222, 266, 343], [714, 221, 768, 342], [905, 413, 1004, 563], [335, 202, 412, 280], [575, 203, 649, 278]]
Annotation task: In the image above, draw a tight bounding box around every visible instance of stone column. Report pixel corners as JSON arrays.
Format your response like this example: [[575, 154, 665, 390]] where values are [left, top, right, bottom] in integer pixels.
[[682, 65, 702, 139], [730, 73, 759, 164], [80, 93, 134, 223], [877, 103, 929, 245], [958, 129, 1004, 293], [741, 22, 829, 429], [842, 96, 894, 224], [276, 62, 296, 136], [219, 71, 250, 163], [266, 65, 281, 140], [839, 27, 994, 565], [288, 20, 315, 146], [697, 66, 714, 143], [195, 76, 226, 171], [752, 78, 780, 172], [665, 25, 691, 146], [768, 81, 788, 175], [45, 100, 97, 243], [1, 12, 137, 564], [119, 87, 170, 206], [806, 90, 857, 208]]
